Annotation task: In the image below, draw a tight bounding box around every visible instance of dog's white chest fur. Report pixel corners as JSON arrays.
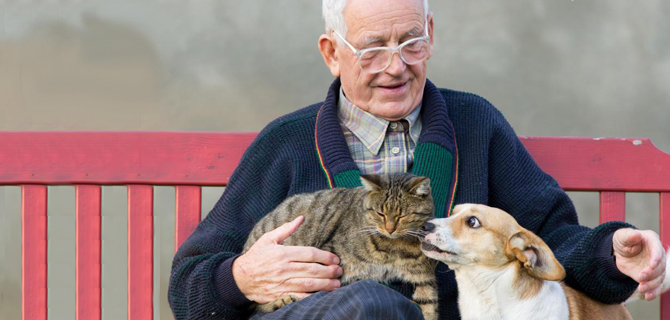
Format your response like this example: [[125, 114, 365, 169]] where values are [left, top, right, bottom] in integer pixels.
[[456, 265, 569, 320]]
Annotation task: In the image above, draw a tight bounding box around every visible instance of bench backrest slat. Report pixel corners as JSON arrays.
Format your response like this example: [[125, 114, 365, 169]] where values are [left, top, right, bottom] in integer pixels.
[[0, 132, 257, 185], [127, 185, 154, 320], [661, 192, 670, 320], [521, 137, 670, 192], [175, 185, 203, 252], [21, 185, 48, 320], [75, 185, 102, 320], [599, 191, 626, 223]]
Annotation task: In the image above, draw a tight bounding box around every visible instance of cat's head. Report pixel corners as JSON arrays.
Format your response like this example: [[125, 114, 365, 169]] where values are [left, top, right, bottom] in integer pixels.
[[360, 173, 435, 239]]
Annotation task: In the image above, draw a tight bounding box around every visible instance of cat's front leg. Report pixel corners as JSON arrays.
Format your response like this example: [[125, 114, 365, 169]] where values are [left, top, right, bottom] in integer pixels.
[[392, 257, 438, 320], [412, 281, 438, 320], [256, 294, 300, 313]]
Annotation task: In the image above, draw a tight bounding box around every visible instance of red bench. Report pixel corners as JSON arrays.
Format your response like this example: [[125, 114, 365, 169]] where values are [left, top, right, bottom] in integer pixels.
[[1, 132, 669, 319]]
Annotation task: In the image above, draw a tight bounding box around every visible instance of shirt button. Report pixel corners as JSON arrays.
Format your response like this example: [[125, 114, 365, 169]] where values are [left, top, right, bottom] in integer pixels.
[[389, 122, 398, 130], [391, 147, 400, 154]]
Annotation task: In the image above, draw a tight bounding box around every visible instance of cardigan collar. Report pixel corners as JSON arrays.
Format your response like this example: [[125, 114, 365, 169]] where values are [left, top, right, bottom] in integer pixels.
[[315, 78, 458, 217]]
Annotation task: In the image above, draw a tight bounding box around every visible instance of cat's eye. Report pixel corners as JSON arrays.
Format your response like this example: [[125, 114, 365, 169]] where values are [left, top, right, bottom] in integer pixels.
[[467, 216, 481, 229], [376, 211, 385, 219]]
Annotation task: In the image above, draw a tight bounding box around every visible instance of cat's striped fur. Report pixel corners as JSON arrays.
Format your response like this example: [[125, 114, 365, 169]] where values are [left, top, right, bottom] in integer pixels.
[[243, 173, 438, 319]]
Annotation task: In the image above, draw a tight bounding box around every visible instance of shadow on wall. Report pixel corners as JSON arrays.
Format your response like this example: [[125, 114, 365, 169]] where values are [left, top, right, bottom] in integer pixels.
[[0, 11, 331, 132], [0, 14, 164, 130]]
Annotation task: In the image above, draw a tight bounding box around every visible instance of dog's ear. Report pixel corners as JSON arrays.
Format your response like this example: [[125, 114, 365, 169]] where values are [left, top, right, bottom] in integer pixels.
[[506, 229, 566, 281]]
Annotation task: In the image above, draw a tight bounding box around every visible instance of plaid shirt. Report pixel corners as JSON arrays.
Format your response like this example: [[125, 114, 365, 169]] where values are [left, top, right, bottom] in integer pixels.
[[338, 89, 422, 175]]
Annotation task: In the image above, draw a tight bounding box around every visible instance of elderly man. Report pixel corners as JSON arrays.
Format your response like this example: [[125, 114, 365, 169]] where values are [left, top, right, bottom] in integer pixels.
[[168, 0, 666, 319]]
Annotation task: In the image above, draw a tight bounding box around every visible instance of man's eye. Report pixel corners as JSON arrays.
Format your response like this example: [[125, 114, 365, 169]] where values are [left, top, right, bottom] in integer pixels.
[[467, 216, 481, 228], [361, 50, 383, 60]]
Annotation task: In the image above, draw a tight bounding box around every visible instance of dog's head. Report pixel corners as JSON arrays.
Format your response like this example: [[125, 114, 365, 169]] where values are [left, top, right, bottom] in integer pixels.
[[421, 203, 565, 281]]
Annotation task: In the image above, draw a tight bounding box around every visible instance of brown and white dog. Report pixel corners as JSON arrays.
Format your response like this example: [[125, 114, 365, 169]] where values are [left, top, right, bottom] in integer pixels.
[[420, 203, 656, 320]]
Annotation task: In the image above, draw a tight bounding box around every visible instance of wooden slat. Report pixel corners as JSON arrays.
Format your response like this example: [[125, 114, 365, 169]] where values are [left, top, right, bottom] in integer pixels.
[[599, 191, 626, 223], [2, 134, 668, 190], [127, 185, 153, 320], [660, 192, 670, 320], [175, 186, 202, 252], [521, 137, 670, 192], [0, 132, 256, 186], [21, 185, 47, 320], [75, 185, 102, 320]]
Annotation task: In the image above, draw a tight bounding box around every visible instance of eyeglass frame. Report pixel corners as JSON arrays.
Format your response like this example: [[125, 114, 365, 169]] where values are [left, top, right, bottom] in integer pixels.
[[332, 20, 431, 74]]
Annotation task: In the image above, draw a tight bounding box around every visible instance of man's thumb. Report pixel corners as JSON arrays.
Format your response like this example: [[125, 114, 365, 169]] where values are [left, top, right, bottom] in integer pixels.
[[259, 215, 305, 245], [615, 228, 643, 256]]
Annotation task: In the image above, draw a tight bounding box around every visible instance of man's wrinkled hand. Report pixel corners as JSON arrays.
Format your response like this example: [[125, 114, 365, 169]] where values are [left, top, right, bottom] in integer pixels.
[[613, 228, 666, 300], [232, 216, 343, 304]]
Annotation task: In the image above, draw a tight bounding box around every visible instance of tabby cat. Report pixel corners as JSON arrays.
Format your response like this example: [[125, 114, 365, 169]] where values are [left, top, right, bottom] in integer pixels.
[[243, 173, 438, 320]]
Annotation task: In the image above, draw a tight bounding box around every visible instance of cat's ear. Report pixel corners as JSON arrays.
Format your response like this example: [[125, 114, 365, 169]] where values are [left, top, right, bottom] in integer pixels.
[[408, 177, 431, 197], [360, 174, 383, 191]]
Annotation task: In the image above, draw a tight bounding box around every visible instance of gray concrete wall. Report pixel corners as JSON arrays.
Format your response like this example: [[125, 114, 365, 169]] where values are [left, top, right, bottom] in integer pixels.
[[1, 1, 668, 319]]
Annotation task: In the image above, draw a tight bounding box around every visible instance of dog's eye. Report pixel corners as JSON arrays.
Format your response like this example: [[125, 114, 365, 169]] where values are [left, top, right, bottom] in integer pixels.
[[467, 216, 481, 228]]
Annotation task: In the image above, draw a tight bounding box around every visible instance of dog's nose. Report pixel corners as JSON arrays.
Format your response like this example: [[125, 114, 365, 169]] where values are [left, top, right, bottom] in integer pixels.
[[421, 222, 435, 232]]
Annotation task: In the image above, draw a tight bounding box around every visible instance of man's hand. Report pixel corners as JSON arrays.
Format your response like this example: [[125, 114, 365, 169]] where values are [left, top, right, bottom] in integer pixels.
[[613, 228, 666, 300], [232, 216, 343, 304]]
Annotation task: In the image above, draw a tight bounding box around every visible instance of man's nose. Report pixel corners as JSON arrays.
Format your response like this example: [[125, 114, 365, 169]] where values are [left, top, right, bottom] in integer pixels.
[[384, 52, 406, 75], [421, 222, 435, 233]]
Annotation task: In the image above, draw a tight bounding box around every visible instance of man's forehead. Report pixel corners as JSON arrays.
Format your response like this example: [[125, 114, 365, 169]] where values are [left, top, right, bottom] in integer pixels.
[[344, 0, 425, 29]]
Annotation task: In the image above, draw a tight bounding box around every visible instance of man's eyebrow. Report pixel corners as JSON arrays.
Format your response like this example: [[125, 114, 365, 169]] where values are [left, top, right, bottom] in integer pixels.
[[404, 27, 423, 38], [362, 26, 424, 47], [363, 36, 384, 47]]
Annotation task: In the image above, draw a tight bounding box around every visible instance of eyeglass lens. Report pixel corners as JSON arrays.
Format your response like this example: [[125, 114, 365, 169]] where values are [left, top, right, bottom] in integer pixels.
[[359, 39, 429, 73]]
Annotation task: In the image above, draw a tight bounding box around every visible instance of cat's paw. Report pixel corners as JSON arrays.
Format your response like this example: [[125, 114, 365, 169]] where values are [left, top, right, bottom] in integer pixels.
[[257, 294, 300, 313]]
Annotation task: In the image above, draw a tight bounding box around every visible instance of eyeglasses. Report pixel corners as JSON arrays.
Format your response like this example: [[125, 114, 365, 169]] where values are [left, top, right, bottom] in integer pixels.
[[333, 22, 430, 74]]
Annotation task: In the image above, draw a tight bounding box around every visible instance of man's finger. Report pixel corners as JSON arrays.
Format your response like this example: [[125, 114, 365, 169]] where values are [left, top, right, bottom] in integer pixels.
[[643, 252, 666, 282], [258, 216, 305, 245], [285, 262, 343, 279], [283, 277, 341, 293], [284, 246, 340, 265], [639, 272, 665, 294]]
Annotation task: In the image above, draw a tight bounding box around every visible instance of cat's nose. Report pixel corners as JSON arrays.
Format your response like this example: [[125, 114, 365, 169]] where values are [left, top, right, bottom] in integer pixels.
[[421, 222, 435, 232], [385, 222, 397, 234]]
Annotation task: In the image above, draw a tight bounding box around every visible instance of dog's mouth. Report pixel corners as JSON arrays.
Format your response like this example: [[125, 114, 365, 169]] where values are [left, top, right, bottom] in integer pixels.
[[421, 242, 458, 256]]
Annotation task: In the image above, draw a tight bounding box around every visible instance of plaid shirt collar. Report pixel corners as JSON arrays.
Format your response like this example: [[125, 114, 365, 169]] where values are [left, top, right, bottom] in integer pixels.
[[338, 88, 422, 155]]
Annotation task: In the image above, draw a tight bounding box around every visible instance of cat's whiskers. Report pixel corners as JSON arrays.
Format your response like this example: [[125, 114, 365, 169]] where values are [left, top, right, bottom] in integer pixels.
[[355, 227, 381, 237], [405, 230, 428, 240]]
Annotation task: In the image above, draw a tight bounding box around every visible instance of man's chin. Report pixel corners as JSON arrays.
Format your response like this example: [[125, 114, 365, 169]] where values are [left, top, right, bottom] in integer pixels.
[[369, 102, 417, 121]]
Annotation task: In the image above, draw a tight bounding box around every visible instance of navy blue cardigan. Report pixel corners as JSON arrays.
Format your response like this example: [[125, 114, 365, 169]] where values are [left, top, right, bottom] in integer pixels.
[[168, 79, 637, 319]]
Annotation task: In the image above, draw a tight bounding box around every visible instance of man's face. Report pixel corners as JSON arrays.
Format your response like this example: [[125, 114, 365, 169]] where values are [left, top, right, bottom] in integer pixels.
[[337, 0, 433, 121]]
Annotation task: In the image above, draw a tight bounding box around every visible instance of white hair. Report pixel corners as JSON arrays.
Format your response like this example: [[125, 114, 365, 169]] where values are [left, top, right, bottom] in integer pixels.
[[322, 0, 429, 43]]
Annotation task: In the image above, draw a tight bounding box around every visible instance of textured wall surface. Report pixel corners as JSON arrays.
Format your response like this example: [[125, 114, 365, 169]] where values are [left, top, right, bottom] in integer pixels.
[[1, 1, 668, 319]]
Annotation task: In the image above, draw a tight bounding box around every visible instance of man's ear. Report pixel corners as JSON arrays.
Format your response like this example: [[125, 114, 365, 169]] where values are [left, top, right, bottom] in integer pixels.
[[318, 34, 340, 77], [427, 12, 434, 58], [505, 229, 566, 281]]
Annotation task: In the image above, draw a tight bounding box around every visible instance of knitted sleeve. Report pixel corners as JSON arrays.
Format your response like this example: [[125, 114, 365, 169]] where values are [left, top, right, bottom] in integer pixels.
[[485, 106, 638, 304], [167, 124, 295, 319]]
